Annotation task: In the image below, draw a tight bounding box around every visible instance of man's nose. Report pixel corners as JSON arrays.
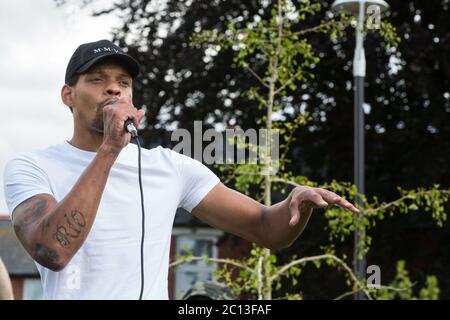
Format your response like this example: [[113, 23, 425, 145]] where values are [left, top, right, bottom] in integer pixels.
[[105, 81, 121, 96]]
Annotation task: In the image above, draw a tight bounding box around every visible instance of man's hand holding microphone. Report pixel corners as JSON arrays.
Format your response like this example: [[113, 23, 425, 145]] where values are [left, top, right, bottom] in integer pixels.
[[101, 99, 145, 154]]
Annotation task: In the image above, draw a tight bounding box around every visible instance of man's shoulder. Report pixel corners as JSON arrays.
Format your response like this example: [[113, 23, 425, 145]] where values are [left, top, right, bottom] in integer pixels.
[[4, 143, 64, 171], [138, 145, 205, 175], [140, 144, 187, 162]]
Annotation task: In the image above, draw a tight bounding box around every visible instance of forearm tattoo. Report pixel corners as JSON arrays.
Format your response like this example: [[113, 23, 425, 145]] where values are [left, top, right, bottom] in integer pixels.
[[35, 243, 60, 268], [14, 197, 48, 239], [54, 209, 87, 248]]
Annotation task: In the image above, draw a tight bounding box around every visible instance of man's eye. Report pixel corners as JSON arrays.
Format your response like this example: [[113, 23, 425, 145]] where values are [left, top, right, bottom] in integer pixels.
[[120, 81, 130, 86]]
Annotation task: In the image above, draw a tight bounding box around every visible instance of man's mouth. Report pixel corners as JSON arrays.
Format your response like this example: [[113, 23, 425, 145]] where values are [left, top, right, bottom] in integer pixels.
[[101, 99, 119, 108]]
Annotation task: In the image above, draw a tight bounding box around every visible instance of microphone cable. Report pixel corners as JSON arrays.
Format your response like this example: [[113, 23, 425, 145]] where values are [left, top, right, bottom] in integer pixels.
[[132, 134, 146, 300], [108, 99, 146, 299]]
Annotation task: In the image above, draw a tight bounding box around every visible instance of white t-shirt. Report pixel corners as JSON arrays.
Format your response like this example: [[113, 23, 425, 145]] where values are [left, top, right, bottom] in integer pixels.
[[3, 140, 220, 300]]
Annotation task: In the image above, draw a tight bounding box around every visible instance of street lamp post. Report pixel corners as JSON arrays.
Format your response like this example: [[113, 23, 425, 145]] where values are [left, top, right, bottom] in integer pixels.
[[331, 0, 390, 300]]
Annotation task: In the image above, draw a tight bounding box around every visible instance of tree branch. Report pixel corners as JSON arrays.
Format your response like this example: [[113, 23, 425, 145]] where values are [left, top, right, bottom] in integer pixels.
[[366, 189, 450, 214], [378, 284, 417, 292], [292, 20, 338, 36], [274, 69, 303, 95], [257, 255, 263, 300], [335, 283, 417, 300], [271, 177, 301, 188], [247, 67, 270, 88], [270, 254, 373, 300], [334, 289, 361, 300]]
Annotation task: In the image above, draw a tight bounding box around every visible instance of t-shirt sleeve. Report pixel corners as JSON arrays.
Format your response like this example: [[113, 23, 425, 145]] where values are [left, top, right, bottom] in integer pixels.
[[3, 153, 54, 218], [176, 153, 220, 213]]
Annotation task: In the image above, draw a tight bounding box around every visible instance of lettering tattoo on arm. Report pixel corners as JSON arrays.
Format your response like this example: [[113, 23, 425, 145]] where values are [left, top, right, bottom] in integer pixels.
[[13, 196, 88, 270], [54, 209, 87, 248]]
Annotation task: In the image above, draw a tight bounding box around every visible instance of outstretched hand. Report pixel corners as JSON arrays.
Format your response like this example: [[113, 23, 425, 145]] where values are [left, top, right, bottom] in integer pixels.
[[288, 186, 360, 227]]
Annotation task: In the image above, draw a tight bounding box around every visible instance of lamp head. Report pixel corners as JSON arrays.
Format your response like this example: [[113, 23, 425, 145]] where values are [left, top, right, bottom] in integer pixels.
[[331, 0, 389, 15]]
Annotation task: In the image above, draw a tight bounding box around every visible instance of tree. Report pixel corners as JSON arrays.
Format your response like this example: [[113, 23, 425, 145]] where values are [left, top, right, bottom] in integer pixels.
[[56, 0, 450, 298], [184, 0, 447, 299]]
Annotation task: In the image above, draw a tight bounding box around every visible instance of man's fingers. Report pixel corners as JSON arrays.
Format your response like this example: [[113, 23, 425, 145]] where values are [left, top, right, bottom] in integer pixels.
[[315, 189, 360, 213], [137, 108, 145, 120], [342, 201, 359, 213], [129, 108, 145, 128], [107, 100, 142, 129], [310, 192, 328, 208], [134, 109, 145, 127], [288, 187, 360, 229], [314, 189, 339, 203], [288, 199, 300, 227], [335, 198, 359, 213]]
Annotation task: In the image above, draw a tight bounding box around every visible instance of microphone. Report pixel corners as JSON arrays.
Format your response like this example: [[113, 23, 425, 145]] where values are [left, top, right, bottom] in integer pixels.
[[125, 119, 138, 138], [106, 99, 138, 137]]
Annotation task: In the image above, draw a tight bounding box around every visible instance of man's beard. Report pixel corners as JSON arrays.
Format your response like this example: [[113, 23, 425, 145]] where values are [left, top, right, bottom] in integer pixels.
[[91, 108, 104, 134]]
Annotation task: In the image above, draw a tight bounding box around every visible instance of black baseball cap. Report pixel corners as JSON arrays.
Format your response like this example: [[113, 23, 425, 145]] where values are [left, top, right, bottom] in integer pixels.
[[65, 39, 140, 84]]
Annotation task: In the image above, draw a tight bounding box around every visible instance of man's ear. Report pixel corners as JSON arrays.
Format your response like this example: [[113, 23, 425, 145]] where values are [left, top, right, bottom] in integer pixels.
[[61, 84, 74, 109]]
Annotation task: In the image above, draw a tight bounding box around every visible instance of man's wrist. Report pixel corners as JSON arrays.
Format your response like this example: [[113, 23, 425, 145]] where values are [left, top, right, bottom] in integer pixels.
[[98, 143, 121, 160]]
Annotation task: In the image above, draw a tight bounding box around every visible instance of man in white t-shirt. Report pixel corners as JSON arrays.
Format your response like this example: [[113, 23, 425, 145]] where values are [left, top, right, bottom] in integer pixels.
[[3, 39, 359, 300]]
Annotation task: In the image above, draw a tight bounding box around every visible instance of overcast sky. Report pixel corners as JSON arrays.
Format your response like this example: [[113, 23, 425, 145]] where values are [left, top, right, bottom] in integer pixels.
[[0, 0, 120, 214]]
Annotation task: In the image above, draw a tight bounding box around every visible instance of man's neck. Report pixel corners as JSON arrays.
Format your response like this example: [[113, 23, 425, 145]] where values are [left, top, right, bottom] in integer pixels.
[[69, 131, 103, 152]]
